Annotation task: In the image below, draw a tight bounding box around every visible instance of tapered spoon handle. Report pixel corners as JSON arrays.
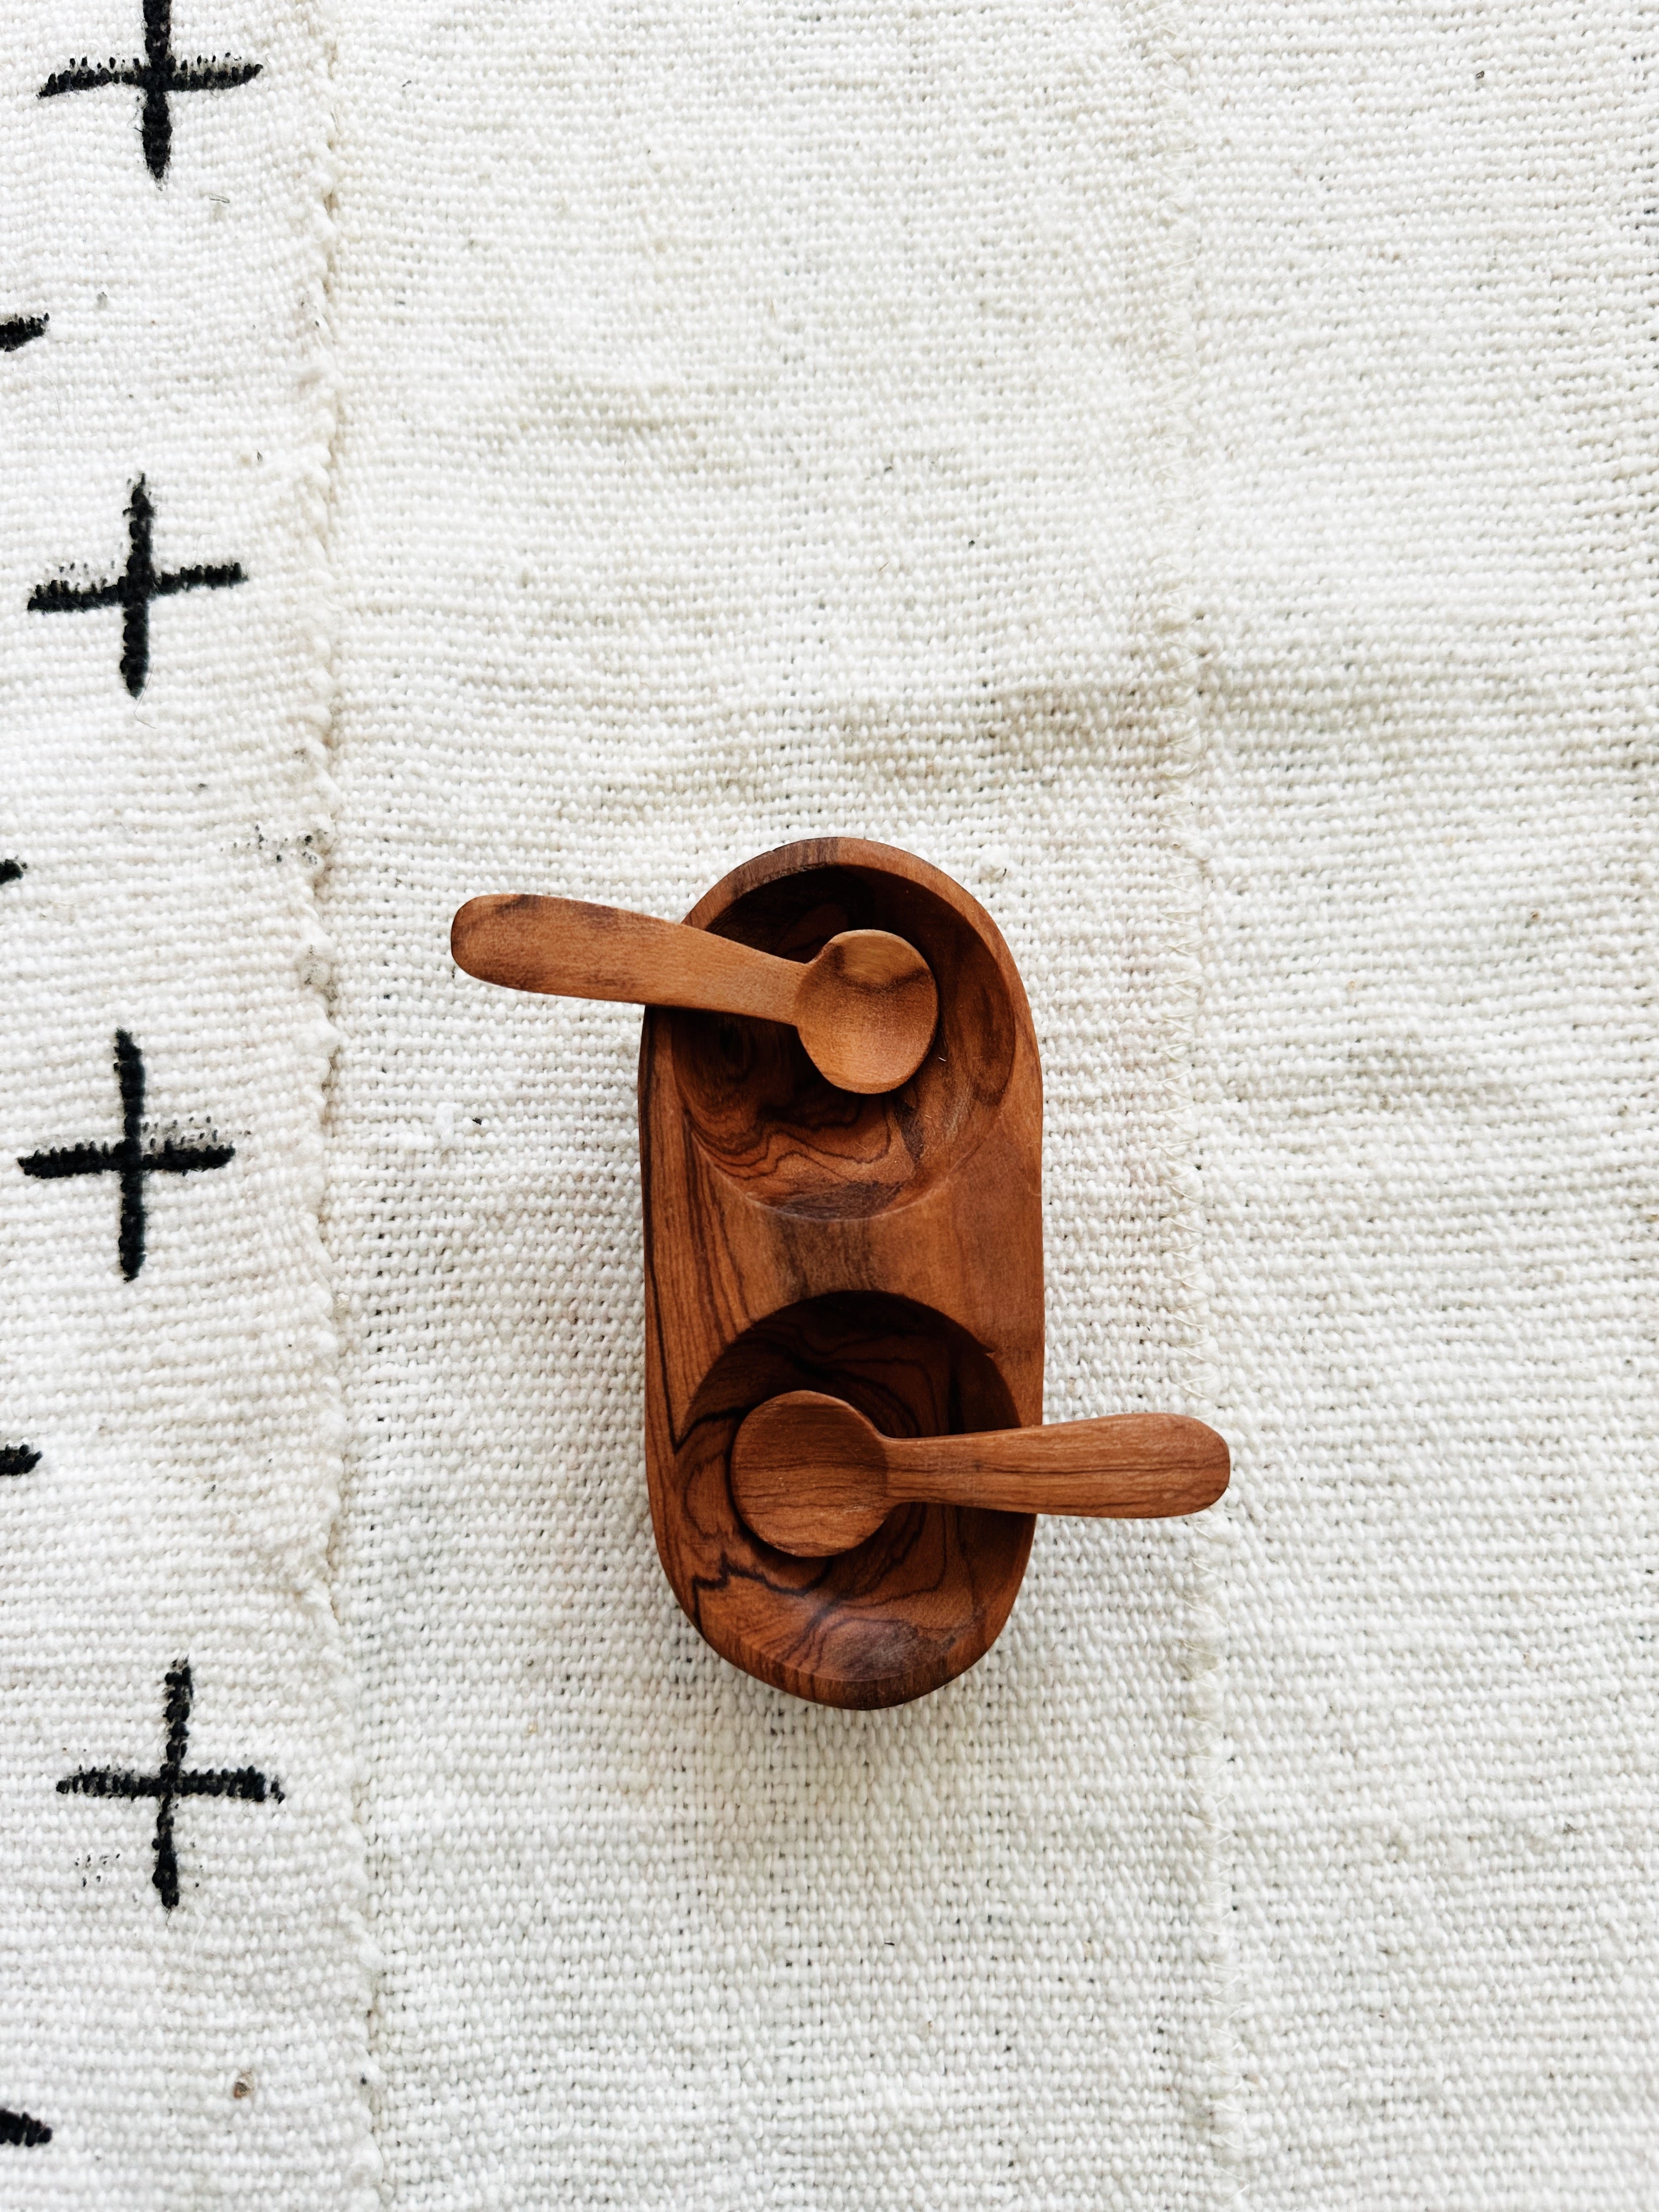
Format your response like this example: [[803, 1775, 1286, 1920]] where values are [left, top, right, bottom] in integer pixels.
[[890, 1414, 1228, 1520], [451, 894, 801, 1024]]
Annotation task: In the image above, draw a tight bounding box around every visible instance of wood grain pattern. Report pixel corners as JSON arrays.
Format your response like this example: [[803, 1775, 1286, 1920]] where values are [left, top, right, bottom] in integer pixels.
[[641, 838, 1045, 1708], [450, 893, 937, 1094], [729, 1391, 1231, 1555], [453, 837, 1228, 1705]]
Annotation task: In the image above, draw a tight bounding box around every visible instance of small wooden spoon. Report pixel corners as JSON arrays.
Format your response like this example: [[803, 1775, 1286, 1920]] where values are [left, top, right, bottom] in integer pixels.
[[731, 1390, 1229, 1556], [451, 893, 938, 1096]]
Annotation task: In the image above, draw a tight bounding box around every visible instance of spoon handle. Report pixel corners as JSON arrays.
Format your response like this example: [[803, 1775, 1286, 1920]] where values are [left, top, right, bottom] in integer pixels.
[[451, 894, 801, 1024], [888, 1414, 1228, 1520]]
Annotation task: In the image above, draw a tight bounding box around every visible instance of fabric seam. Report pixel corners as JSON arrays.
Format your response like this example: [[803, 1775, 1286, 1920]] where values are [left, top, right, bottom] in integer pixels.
[[1151, 1, 1249, 2197], [291, 3, 383, 2203]]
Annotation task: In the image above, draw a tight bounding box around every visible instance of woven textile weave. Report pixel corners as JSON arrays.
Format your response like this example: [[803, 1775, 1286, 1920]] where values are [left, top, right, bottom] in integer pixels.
[[0, 3, 374, 2202], [1, 2, 1653, 2207]]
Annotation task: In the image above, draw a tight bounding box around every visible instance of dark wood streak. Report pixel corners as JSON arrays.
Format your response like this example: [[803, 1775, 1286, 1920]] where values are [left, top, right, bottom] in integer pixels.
[[641, 840, 1043, 1708]]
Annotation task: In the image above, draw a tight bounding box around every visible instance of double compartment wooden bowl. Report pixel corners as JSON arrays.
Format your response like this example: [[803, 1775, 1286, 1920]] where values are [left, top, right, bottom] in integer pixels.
[[641, 837, 1043, 1708]]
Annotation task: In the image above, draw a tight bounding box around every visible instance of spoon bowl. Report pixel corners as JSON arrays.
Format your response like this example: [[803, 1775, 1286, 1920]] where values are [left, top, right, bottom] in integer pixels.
[[792, 929, 938, 1093]]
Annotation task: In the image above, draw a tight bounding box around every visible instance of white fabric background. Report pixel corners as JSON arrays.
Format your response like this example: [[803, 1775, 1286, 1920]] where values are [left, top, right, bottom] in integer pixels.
[[0, 3, 374, 2207], [1192, 9, 1657, 2201], [321, 5, 1214, 2207], [1, 1, 1652, 2207]]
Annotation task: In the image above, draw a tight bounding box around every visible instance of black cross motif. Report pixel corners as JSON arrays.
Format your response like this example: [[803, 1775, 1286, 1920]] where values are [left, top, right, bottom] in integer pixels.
[[0, 2108, 52, 2149], [19, 1030, 233, 1280], [1, 1445, 41, 1477], [0, 860, 22, 887], [58, 1661, 281, 1911], [0, 315, 47, 353], [29, 478, 243, 698], [40, 2, 261, 183]]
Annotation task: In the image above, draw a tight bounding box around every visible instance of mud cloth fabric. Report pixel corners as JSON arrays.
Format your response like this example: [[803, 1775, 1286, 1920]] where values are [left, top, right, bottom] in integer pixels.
[[0, 3, 376, 2206], [1, 2, 1653, 2208]]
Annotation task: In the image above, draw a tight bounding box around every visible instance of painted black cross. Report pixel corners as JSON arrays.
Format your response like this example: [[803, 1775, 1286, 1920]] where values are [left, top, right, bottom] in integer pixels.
[[40, 2, 261, 183], [59, 1661, 281, 1911], [19, 1030, 233, 1280], [29, 478, 243, 698], [0, 2108, 52, 2149]]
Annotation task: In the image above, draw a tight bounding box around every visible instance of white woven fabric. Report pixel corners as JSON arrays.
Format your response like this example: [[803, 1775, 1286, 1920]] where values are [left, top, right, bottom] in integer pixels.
[[320, 4, 1215, 2207], [2, 0, 1653, 2205], [1190, 7, 1658, 2201], [0, 2, 375, 2205]]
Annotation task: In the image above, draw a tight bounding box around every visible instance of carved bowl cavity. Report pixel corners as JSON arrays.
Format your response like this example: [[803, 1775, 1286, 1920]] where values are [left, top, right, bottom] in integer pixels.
[[666, 863, 1017, 1220], [669, 1292, 1034, 1709]]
